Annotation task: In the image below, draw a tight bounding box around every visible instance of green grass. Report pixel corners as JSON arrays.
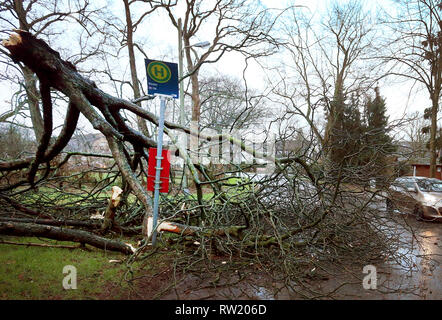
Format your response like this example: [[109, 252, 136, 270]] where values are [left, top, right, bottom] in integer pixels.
[[0, 237, 130, 300], [20, 185, 142, 208], [20, 186, 109, 206], [225, 177, 248, 185]]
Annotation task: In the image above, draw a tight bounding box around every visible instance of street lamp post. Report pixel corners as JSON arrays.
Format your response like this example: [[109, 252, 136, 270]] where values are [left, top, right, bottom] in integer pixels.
[[178, 18, 187, 190], [178, 18, 185, 133], [177, 18, 209, 192]]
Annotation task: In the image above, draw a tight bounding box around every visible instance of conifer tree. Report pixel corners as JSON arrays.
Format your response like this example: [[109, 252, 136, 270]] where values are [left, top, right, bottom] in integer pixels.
[[364, 87, 395, 186], [329, 91, 364, 178]]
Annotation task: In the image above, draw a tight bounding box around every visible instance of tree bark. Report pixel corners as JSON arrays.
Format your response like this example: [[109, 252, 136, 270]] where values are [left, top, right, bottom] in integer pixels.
[[0, 239, 81, 250], [429, 94, 439, 178], [101, 186, 123, 232], [0, 216, 100, 228], [14, 0, 45, 141], [183, 36, 202, 124], [123, 0, 150, 138], [22, 66, 44, 141], [0, 217, 141, 235], [0, 221, 135, 254]]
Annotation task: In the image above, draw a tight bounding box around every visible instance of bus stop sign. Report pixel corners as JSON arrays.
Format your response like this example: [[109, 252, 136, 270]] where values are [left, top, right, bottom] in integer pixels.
[[145, 59, 179, 98]]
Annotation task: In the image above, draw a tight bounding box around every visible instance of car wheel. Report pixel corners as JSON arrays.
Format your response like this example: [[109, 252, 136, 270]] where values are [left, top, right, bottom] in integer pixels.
[[414, 205, 424, 221]]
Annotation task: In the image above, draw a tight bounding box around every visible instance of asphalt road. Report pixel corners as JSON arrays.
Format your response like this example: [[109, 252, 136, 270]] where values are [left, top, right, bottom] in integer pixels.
[[380, 214, 442, 299], [321, 198, 442, 299], [161, 185, 442, 299]]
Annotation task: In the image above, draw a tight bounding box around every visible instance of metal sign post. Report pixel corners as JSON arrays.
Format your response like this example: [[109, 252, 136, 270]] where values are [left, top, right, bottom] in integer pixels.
[[145, 59, 179, 246], [151, 96, 167, 246]]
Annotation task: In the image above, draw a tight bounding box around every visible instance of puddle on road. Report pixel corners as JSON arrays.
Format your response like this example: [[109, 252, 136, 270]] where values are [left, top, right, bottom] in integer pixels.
[[254, 286, 275, 300], [375, 220, 442, 299]]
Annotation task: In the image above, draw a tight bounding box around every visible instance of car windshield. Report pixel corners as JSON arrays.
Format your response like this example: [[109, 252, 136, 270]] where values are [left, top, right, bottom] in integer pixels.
[[416, 179, 442, 192], [394, 179, 415, 190]]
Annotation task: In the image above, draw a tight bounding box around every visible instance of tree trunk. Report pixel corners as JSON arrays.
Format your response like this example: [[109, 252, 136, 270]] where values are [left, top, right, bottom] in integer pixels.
[[101, 186, 123, 232], [0, 221, 135, 254], [183, 37, 201, 125], [190, 72, 201, 124], [23, 66, 44, 141], [429, 95, 438, 178], [14, 0, 45, 141], [123, 0, 150, 138], [0, 217, 141, 235]]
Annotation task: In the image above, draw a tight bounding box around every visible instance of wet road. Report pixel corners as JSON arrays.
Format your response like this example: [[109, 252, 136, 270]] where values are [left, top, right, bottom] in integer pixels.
[[313, 198, 442, 299], [160, 194, 442, 299], [377, 216, 442, 299]]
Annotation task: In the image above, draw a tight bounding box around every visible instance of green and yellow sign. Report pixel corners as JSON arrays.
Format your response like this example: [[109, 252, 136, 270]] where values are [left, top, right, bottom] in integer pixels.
[[145, 59, 178, 98], [147, 61, 171, 83]]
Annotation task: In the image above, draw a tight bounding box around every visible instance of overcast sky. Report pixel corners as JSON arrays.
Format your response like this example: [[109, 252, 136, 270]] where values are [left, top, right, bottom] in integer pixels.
[[135, 0, 428, 122], [0, 0, 431, 139]]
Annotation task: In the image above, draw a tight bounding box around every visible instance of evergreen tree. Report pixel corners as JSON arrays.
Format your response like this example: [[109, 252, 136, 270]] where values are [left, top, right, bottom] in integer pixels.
[[328, 87, 395, 185], [366, 88, 390, 143], [328, 90, 347, 166], [364, 87, 395, 186], [328, 91, 365, 178], [343, 93, 364, 167]]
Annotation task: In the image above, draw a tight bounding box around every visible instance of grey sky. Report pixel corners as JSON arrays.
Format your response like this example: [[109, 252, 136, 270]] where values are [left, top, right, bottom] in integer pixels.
[[0, 0, 432, 140]]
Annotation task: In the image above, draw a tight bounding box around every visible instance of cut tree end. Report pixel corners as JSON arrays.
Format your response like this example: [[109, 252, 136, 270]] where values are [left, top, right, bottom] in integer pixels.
[[2, 32, 22, 48], [124, 243, 136, 253], [110, 186, 123, 207], [111, 186, 123, 200]]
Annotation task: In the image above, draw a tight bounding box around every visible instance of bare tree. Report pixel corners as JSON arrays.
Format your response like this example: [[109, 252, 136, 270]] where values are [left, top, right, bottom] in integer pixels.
[[271, 1, 378, 154], [0, 4, 427, 300], [0, 0, 104, 141], [403, 111, 431, 161], [199, 75, 269, 132], [159, 0, 282, 125], [0, 124, 33, 159], [120, 0, 167, 137], [382, 0, 442, 177], [321, 1, 377, 149]]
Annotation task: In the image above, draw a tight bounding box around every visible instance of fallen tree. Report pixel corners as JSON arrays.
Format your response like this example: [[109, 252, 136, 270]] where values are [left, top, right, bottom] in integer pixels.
[[0, 195, 53, 219], [0, 29, 288, 241], [1, 30, 155, 233], [0, 217, 141, 236], [0, 29, 418, 299], [0, 221, 135, 254]]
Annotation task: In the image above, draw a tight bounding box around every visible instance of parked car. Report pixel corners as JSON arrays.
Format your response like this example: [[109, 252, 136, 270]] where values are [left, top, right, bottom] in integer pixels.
[[386, 176, 442, 221]]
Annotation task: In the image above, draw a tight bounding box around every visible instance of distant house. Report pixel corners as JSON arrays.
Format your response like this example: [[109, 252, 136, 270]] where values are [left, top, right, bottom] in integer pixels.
[[276, 139, 298, 157], [62, 132, 113, 172], [68, 133, 110, 154], [411, 164, 442, 180]]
